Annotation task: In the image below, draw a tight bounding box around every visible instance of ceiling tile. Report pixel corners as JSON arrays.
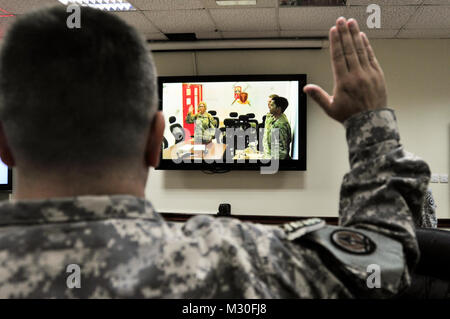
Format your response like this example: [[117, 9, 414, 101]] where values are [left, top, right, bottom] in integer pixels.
[[209, 8, 277, 31], [405, 5, 450, 28], [202, 0, 276, 8], [348, 6, 416, 30], [222, 31, 279, 38], [279, 7, 344, 30], [358, 6, 417, 30], [0, 0, 63, 15], [111, 11, 161, 33], [397, 28, 450, 38], [143, 9, 216, 33], [422, 1, 450, 4], [129, 0, 204, 11], [279, 6, 416, 31], [347, 0, 421, 5]]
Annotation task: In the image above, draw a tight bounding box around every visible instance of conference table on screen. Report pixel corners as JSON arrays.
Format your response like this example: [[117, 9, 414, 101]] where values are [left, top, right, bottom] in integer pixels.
[[163, 140, 227, 161]]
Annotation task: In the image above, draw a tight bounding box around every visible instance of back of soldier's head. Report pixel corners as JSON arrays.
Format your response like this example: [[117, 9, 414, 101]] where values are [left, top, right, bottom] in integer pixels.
[[272, 96, 289, 113], [0, 6, 157, 170]]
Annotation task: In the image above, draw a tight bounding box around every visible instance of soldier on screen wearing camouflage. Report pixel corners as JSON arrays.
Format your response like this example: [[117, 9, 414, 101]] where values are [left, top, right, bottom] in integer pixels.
[[185, 101, 217, 144], [262, 96, 292, 160], [0, 7, 433, 298]]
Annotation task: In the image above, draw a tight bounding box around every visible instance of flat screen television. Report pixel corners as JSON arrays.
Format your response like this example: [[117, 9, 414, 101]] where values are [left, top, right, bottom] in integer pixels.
[[0, 159, 12, 191], [157, 74, 306, 173]]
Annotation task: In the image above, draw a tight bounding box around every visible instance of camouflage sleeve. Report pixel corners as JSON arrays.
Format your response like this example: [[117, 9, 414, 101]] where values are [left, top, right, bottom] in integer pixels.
[[417, 188, 438, 228], [179, 215, 353, 298], [339, 108, 431, 289], [185, 112, 196, 124]]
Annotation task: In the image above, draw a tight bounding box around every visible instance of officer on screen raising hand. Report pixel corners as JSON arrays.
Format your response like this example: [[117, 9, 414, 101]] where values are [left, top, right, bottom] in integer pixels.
[[185, 101, 217, 144], [0, 6, 430, 298]]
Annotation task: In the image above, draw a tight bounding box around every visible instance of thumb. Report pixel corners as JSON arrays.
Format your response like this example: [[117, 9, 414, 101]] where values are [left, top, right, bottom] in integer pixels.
[[303, 84, 332, 115]]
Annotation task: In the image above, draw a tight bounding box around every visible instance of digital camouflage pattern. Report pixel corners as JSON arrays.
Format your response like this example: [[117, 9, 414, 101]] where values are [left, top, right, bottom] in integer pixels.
[[263, 113, 292, 160], [0, 109, 430, 298], [418, 189, 437, 228], [185, 112, 217, 144]]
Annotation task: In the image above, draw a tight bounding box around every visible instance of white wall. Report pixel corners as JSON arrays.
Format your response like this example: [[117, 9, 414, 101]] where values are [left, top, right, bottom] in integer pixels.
[[146, 39, 450, 219]]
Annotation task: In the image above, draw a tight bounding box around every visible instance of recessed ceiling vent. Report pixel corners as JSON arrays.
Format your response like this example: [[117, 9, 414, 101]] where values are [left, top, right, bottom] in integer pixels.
[[279, 0, 346, 6], [164, 33, 198, 41]]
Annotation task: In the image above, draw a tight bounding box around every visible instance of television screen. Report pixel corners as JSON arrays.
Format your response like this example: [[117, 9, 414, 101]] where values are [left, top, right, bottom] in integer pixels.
[[157, 75, 306, 173], [0, 159, 12, 191]]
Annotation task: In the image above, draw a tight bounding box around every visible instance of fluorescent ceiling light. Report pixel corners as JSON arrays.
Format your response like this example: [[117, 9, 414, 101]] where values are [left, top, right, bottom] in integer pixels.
[[279, 0, 346, 6], [216, 0, 257, 6], [148, 39, 326, 51], [58, 0, 136, 12]]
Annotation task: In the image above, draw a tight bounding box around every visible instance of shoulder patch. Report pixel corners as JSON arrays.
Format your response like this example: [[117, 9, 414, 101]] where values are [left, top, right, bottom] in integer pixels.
[[281, 218, 326, 241], [303, 226, 405, 293], [330, 230, 376, 255]]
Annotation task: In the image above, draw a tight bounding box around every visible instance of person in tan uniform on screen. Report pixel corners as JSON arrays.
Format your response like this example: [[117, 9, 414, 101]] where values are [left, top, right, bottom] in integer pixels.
[[185, 101, 217, 144]]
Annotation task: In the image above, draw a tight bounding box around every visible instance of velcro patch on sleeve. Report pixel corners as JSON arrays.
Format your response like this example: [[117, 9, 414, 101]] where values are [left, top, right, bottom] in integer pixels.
[[280, 218, 326, 241]]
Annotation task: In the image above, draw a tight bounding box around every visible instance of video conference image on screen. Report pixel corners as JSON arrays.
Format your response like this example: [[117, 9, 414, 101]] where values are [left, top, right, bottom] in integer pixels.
[[161, 80, 301, 165]]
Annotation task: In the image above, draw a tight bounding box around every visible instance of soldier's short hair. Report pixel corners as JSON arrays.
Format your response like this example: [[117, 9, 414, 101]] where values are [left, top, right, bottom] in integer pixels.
[[272, 96, 289, 113], [269, 94, 279, 99], [0, 6, 157, 169]]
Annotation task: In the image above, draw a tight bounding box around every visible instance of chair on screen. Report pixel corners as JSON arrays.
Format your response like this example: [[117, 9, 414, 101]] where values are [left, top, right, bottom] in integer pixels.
[[246, 113, 258, 128], [257, 115, 267, 152], [162, 136, 168, 150], [169, 116, 185, 144], [208, 110, 220, 128]]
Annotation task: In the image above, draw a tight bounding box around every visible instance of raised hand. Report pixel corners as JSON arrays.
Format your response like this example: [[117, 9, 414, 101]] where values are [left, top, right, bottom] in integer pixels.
[[304, 17, 387, 123], [188, 105, 194, 113]]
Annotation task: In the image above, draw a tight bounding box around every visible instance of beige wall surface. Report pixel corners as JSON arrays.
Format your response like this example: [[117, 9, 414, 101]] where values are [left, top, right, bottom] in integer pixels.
[[146, 39, 450, 219]]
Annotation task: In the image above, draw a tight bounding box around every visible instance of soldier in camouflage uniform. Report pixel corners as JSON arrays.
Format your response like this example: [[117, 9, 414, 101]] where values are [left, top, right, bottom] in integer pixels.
[[0, 8, 433, 298], [263, 96, 292, 160], [185, 101, 217, 144]]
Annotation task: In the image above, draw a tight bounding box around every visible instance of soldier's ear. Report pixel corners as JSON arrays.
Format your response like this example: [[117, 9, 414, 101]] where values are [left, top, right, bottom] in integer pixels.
[[0, 123, 15, 167], [145, 111, 165, 168]]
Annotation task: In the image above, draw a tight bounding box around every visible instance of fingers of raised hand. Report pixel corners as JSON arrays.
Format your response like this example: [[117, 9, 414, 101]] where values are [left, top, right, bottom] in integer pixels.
[[330, 26, 347, 79], [336, 17, 360, 72], [347, 19, 369, 68], [361, 32, 381, 72]]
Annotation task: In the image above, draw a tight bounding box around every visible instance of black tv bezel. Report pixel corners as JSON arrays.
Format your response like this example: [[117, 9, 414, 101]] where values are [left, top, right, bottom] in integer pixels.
[[156, 74, 307, 171], [0, 167, 12, 192]]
